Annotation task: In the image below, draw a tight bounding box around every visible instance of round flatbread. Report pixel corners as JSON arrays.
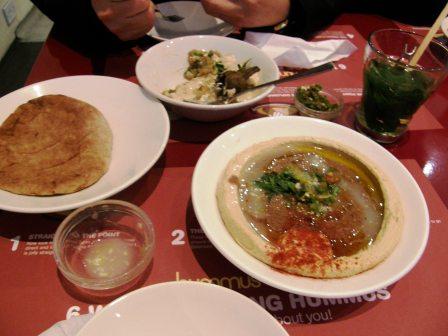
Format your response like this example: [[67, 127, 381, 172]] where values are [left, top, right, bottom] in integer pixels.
[[0, 94, 112, 195]]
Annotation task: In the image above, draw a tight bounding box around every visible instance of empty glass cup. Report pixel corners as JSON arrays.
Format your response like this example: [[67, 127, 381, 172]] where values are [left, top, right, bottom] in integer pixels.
[[53, 200, 155, 291]]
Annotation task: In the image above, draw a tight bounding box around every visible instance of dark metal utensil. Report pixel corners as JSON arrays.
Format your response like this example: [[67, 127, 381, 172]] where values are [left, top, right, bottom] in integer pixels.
[[182, 62, 334, 105], [215, 62, 334, 104]]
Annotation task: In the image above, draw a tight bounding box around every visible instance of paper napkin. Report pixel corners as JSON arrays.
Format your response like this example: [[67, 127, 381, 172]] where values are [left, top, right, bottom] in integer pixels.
[[39, 314, 93, 336], [244, 31, 357, 68]]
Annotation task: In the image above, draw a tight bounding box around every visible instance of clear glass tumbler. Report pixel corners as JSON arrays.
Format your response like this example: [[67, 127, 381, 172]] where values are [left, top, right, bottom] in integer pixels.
[[53, 200, 155, 291], [356, 29, 448, 143]]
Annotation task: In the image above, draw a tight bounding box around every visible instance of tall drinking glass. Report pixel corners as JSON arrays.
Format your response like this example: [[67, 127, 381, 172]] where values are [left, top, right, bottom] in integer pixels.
[[356, 29, 448, 143]]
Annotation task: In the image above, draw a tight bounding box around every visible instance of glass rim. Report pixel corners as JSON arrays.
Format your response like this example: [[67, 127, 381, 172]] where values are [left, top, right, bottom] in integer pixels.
[[368, 28, 448, 72], [52, 200, 155, 290]]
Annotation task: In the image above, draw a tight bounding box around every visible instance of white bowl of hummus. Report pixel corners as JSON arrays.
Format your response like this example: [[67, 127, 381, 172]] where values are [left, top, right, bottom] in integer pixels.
[[136, 36, 279, 122], [192, 116, 429, 298]]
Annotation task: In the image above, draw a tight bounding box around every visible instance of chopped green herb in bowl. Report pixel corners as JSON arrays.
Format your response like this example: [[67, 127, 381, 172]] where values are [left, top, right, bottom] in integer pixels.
[[294, 84, 343, 120], [254, 166, 341, 215]]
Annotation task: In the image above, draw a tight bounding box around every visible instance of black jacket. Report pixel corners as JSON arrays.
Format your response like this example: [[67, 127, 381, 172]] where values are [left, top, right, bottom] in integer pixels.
[[31, 0, 445, 53], [289, 0, 445, 38]]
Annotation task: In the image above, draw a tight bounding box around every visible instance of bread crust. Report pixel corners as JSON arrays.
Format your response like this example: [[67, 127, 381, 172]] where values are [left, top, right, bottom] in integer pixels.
[[0, 95, 112, 195]]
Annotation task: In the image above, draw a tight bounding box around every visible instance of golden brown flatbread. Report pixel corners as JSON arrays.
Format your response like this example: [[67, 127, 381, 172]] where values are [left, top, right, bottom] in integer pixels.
[[0, 94, 112, 195]]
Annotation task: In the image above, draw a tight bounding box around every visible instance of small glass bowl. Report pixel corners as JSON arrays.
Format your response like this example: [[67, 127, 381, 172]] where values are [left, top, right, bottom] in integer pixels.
[[294, 87, 343, 120], [53, 200, 155, 291]]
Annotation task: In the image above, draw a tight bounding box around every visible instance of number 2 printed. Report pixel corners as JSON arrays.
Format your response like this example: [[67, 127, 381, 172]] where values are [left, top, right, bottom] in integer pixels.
[[171, 230, 185, 245]]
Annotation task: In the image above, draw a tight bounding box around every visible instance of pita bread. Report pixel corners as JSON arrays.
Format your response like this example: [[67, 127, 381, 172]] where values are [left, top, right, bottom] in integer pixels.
[[0, 94, 112, 195]]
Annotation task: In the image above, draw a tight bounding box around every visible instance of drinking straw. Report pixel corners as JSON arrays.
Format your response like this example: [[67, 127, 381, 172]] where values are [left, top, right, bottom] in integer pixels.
[[410, 2, 448, 66]]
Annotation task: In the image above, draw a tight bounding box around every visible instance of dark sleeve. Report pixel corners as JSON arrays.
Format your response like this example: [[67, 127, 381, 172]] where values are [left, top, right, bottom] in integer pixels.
[[30, 0, 135, 54], [286, 0, 343, 38], [286, 0, 445, 38]]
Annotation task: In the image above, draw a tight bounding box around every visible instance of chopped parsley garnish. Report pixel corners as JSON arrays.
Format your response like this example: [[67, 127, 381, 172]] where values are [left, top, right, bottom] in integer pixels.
[[254, 167, 340, 214], [254, 171, 298, 197]]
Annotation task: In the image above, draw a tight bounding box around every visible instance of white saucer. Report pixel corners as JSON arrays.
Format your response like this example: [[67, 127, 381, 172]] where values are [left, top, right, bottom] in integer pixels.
[[148, 1, 234, 41]]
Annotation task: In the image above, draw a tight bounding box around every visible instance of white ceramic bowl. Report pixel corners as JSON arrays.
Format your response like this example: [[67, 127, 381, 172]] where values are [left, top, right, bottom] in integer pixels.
[[192, 116, 429, 298], [136, 36, 279, 122], [78, 282, 288, 336]]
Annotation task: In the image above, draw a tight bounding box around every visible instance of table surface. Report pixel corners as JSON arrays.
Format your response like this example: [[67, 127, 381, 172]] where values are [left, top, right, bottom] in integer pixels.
[[1, 13, 448, 336]]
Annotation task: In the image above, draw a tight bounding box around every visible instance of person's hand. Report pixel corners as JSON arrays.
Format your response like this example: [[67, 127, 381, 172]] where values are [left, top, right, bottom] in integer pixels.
[[200, 0, 290, 28], [92, 0, 155, 41]]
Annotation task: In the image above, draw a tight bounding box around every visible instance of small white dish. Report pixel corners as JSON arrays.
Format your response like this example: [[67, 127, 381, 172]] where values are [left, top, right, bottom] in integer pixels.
[[191, 116, 429, 298], [148, 1, 234, 41], [77, 281, 288, 336], [136, 35, 279, 122], [0, 76, 170, 213]]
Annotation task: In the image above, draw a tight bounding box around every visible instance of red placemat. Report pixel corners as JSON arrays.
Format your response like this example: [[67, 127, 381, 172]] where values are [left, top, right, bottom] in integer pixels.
[[1, 15, 448, 335], [1, 159, 447, 335]]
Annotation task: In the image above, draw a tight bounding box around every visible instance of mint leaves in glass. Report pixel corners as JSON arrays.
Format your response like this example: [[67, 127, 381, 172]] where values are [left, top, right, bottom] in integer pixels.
[[356, 29, 448, 143]]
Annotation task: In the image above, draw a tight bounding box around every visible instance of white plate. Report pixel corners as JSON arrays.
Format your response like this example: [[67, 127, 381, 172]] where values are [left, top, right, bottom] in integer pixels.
[[148, 1, 234, 41], [0, 76, 170, 213], [192, 116, 429, 298], [78, 281, 288, 336]]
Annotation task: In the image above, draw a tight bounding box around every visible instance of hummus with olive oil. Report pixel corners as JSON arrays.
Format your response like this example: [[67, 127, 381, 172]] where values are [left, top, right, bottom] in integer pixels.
[[216, 137, 403, 278]]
